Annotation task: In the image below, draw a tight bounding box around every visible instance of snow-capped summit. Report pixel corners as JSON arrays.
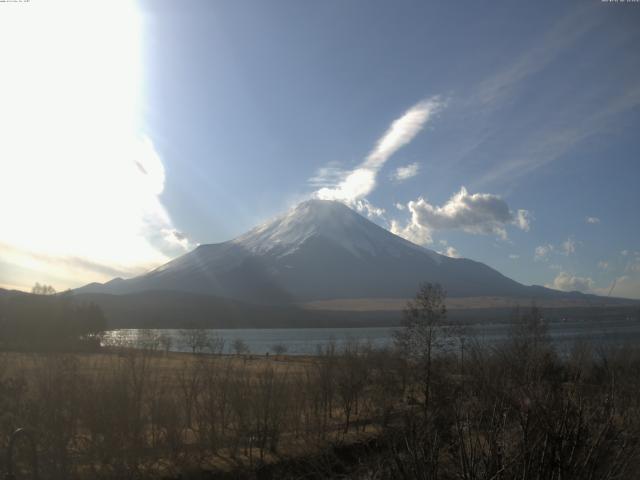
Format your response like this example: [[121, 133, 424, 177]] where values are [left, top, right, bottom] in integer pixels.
[[75, 199, 559, 304], [233, 199, 434, 260]]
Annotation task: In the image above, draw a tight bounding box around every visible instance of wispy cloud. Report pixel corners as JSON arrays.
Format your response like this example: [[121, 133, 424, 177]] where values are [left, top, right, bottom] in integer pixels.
[[314, 97, 443, 204], [473, 5, 599, 108], [308, 162, 348, 188], [364, 98, 443, 170], [534, 237, 576, 261], [586, 216, 600, 224], [442, 5, 640, 190], [535, 244, 554, 261], [472, 97, 640, 188], [392, 162, 420, 182], [474, 78, 640, 190], [561, 237, 577, 256], [436, 240, 461, 258], [624, 252, 640, 274]]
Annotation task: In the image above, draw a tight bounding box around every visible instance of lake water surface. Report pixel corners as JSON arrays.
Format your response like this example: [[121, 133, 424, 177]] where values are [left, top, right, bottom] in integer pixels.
[[103, 318, 640, 355]]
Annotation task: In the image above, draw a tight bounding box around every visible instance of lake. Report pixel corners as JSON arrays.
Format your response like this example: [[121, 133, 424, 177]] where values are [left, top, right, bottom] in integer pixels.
[[103, 317, 640, 355]]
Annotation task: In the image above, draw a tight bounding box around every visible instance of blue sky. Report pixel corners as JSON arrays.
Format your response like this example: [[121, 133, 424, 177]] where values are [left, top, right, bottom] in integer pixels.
[[1, 0, 639, 298]]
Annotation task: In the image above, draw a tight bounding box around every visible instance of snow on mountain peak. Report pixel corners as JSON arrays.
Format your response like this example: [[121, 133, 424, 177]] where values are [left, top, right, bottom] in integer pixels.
[[233, 199, 439, 261]]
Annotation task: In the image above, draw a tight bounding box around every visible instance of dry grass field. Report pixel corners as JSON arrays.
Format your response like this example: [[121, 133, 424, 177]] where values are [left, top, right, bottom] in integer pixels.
[[0, 344, 394, 479], [3, 311, 640, 479], [302, 295, 640, 312]]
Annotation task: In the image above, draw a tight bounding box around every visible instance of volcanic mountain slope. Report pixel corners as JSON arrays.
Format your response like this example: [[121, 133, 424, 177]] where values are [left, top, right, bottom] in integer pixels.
[[76, 199, 580, 304]]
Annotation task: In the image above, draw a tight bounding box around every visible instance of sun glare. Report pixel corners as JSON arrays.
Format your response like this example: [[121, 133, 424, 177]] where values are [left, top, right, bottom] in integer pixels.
[[0, 1, 184, 290]]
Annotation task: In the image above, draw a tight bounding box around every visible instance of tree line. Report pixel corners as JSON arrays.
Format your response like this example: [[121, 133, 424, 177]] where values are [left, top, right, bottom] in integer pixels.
[[1, 283, 639, 478], [0, 284, 106, 350]]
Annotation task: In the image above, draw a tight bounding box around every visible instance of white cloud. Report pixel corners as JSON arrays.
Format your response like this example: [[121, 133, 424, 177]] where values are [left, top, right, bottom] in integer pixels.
[[509, 254, 520, 259], [392, 162, 420, 182], [308, 162, 348, 188], [435, 239, 461, 258], [598, 261, 609, 270], [315, 97, 443, 204], [390, 187, 531, 245], [365, 98, 443, 170], [442, 246, 461, 258], [586, 216, 600, 224], [535, 244, 554, 261], [352, 199, 385, 219], [626, 258, 640, 274], [548, 272, 594, 293], [561, 237, 576, 255], [534, 237, 576, 262], [514, 209, 532, 232], [394, 202, 406, 211], [390, 219, 432, 246]]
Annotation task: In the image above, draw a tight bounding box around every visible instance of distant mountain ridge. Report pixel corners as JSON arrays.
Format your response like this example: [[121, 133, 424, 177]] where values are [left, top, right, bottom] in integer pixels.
[[76, 199, 592, 304]]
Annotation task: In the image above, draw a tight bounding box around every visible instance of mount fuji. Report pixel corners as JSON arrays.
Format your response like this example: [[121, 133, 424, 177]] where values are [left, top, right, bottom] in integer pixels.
[[77, 199, 571, 305]]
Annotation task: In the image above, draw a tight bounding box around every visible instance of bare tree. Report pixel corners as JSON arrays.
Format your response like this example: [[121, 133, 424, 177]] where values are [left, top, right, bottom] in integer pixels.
[[158, 333, 173, 355], [232, 338, 250, 356], [138, 329, 160, 351], [180, 328, 211, 354], [206, 334, 224, 355], [394, 282, 447, 414], [335, 342, 367, 433], [271, 343, 288, 356], [505, 303, 554, 385]]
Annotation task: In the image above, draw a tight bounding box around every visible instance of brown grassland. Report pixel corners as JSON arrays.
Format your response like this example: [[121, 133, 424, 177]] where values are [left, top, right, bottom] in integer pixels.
[[2, 295, 640, 479]]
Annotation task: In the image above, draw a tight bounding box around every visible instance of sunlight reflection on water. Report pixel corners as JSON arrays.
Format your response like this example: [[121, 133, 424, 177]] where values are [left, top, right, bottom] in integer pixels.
[[103, 319, 640, 355]]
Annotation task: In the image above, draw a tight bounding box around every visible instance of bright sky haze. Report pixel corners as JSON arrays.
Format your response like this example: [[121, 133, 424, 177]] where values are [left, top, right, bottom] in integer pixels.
[[1, 0, 639, 298]]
